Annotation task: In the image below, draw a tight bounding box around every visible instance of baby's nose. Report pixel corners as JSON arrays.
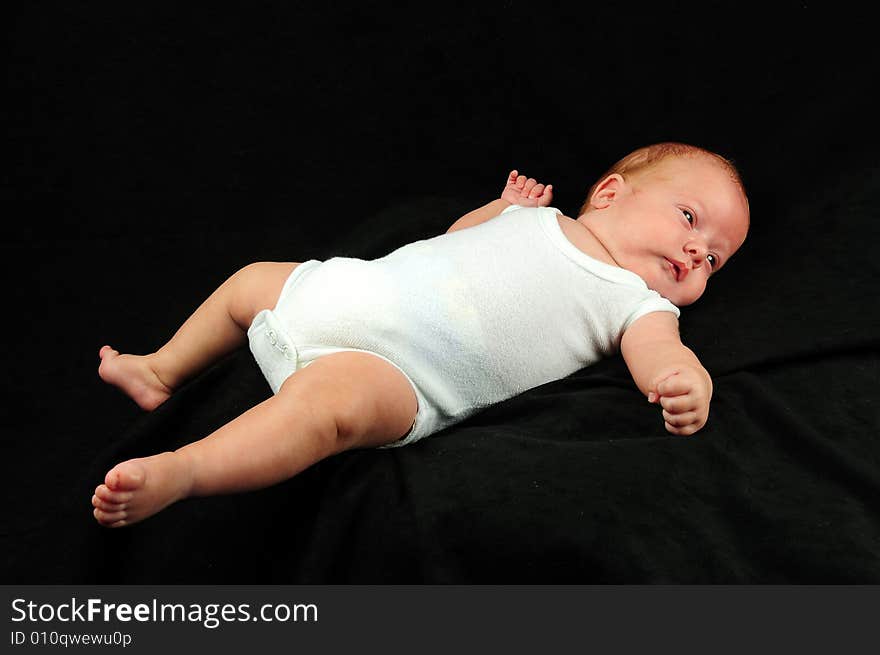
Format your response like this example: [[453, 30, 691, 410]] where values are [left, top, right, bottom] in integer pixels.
[[685, 240, 708, 266]]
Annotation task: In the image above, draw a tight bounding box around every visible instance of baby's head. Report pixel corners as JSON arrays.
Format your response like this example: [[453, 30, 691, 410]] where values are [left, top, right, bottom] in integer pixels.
[[578, 142, 750, 306]]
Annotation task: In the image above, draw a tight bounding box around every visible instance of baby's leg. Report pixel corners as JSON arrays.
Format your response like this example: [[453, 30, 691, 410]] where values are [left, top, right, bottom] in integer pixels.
[[92, 351, 418, 527], [98, 262, 298, 410]]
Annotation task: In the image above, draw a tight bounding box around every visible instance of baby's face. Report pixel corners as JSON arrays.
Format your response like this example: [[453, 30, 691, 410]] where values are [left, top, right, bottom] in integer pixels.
[[599, 157, 749, 306]]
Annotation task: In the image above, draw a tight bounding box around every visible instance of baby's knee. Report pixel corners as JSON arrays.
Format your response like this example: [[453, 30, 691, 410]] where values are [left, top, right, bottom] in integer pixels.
[[229, 261, 300, 328], [272, 379, 343, 453], [283, 375, 373, 449], [234, 261, 296, 287], [277, 355, 417, 451]]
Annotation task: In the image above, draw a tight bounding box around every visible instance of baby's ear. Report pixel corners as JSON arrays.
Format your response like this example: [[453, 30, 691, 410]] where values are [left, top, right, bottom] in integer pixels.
[[590, 173, 624, 209]]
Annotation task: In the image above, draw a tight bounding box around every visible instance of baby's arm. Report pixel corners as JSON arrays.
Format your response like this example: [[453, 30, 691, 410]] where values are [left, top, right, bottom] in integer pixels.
[[446, 170, 553, 233], [620, 311, 713, 436]]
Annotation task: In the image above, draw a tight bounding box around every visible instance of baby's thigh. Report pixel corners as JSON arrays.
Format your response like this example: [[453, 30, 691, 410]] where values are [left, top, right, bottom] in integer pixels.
[[234, 261, 300, 325], [278, 351, 418, 450]]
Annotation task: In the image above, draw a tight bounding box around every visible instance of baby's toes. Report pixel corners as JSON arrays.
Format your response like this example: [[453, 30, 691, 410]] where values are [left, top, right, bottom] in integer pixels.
[[92, 495, 126, 512], [93, 507, 128, 526], [95, 484, 134, 504], [99, 345, 119, 360], [105, 461, 146, 492]]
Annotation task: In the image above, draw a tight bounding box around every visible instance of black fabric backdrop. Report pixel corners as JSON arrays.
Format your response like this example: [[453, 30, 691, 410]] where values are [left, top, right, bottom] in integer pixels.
[[3, 3, 878, 583]]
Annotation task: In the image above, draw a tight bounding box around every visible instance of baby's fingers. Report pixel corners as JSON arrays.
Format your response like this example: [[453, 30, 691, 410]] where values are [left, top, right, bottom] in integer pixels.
[[660, 397, 708, 436], [659, 394, 695, 414], [664, 421, 702, 436], [663, 409, 700, 427], [655, 373, 691, 398], [536, 184, 553, 207], [528, 183, 545, 199]]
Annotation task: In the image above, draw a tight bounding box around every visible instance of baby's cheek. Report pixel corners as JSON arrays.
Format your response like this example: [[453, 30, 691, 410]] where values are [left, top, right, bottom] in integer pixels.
[[692, 275, 709, 300]]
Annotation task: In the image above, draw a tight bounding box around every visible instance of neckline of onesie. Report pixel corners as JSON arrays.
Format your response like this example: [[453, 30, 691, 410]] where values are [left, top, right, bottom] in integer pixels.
[[536, 208, 649, 289]]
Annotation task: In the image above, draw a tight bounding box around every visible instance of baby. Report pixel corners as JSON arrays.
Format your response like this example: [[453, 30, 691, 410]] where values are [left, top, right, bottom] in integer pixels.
[[93, 141, 750, 527]]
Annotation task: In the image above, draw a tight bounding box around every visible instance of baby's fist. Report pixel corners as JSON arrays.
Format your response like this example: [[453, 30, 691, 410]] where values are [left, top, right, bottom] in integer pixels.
[[647, 366, 713, 436], [501, 170, 553, 207]]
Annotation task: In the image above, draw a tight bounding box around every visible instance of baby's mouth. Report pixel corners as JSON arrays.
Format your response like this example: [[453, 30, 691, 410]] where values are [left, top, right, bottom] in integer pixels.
[[665, 258, 687, 282]]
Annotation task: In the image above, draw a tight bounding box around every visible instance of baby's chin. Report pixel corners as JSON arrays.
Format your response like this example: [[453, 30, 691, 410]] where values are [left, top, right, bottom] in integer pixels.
[[627, 265, 701, 306], [644, 279, 699, 307], [666, 289, 702, 307]]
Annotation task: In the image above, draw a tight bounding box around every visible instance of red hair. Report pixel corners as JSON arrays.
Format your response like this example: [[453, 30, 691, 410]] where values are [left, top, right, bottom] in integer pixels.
[[578, 142, 747, 217]]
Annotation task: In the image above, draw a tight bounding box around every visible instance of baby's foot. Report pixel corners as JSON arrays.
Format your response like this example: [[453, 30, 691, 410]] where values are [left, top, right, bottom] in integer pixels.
[[92, 452, 194, 527], [98, 346, 172, 411]]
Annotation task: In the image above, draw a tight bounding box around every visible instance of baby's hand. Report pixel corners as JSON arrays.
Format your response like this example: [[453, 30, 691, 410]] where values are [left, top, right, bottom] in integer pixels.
[[647, 365, 713, 436], [501, 170, 553, 207]]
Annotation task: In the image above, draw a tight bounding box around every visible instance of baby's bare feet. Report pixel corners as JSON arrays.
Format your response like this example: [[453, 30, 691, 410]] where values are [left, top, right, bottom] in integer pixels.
[[92, 452, 195, 527], [98, 346, 172, 411]]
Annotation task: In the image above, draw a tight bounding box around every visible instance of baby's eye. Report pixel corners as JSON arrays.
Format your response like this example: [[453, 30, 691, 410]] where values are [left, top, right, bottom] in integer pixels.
[[681, 208, 695, 225], [706, 253, 718, 269]]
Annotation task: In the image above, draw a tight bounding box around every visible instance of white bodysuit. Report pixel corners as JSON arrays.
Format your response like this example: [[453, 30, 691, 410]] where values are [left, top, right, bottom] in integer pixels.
[[247, 205, 679, 447]]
